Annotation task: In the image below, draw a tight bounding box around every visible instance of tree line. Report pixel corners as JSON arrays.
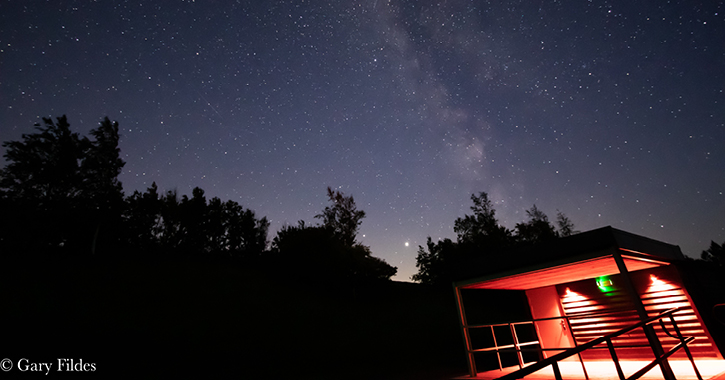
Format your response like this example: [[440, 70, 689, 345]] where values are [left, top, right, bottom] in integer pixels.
[[412, 191, 725, 285], [1, 115, 721, 283], [0, 115, 396, 280], [412, 192, 577, 285]]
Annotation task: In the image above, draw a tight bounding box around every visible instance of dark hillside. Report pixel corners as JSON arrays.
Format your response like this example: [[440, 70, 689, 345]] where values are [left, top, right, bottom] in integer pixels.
[[1, 254, 468, 379]]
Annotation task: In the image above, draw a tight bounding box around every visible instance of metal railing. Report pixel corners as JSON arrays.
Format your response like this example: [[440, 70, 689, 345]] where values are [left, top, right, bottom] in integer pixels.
[[490, 307, 702, 380], [465, 316, 588, 379]]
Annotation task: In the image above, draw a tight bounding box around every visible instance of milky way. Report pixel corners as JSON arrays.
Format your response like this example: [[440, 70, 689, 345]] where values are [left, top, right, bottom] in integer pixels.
[[2, 1, 724, 280]]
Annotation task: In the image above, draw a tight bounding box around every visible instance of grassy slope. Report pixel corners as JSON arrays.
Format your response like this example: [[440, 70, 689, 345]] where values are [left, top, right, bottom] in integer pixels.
[[2, 255, 468, 379]]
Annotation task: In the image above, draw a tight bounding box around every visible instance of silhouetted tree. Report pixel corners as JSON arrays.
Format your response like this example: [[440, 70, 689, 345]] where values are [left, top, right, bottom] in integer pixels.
[[701, 241, 724, 267], [121, 185, 269, 257], [272, 188, 396, 281], [1, 115, 84, 200], [0, 115, 125, 255], [411, 237, 458, 285], [556, 210, 577, 237], [315, 186, 366, 247], [224, 202, 269, 257], [453, 192, 513, 248], [413, 192, 576, 285], [272, 221, 396, 280], [206, 196, 227, 253], [514, 205, 558, 244], [157, 189, 183, 252], [412, 192, 517, 285], [1, 114, 274, 260], [123, 182, 162, 253], [271, 221, 340, 269], [178, 187, 208, 254], [83, 117, 126, 254]]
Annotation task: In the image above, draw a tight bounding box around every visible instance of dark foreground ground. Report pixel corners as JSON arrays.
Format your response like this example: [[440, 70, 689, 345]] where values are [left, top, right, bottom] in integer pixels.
[[1, 254, 469, 379], [4, 255, 722, 379]]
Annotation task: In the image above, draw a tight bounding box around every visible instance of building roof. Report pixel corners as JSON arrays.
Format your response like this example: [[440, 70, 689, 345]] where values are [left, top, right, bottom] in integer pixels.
[[454, 226, 685, 290]]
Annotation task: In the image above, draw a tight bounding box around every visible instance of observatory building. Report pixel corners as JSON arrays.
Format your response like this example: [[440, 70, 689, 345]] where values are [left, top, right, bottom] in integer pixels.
[[453, 227, 724, 380]]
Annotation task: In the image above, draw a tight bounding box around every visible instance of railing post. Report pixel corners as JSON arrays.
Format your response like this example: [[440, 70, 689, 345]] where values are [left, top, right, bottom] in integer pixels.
[[552, 361, 563, 380], [454, 286, 477, 377], [492, 325, 503, 370], [510, 323, 525, 369], [565, 316, 589, 380], [669, 314, 703, 380], [606, 338, 626, 380]]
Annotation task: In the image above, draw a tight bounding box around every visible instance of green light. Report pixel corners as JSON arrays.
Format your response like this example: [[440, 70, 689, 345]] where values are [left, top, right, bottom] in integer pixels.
[[596, 276, 615, 293]]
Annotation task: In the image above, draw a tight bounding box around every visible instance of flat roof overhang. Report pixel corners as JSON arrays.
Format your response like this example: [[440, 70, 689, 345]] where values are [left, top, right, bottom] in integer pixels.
[[456, 249, 671, 291]]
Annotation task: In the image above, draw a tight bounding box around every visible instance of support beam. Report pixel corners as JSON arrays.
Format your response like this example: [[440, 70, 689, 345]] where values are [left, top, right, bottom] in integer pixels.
[[612, 251, 676, 380]]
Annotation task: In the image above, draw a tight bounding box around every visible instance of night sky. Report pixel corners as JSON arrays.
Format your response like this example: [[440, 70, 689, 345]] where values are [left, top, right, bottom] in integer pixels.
[[2, 1, 724, 281]]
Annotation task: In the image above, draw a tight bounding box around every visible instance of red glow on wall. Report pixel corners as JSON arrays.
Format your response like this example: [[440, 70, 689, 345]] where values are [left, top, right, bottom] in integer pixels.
[[555, 269, 722, 361], [562, 288, 608, 314], [639, 270, 720, 360], [648, 275, 673, 292], [644, 274, 687, 314], [563, 288, 586, 302]]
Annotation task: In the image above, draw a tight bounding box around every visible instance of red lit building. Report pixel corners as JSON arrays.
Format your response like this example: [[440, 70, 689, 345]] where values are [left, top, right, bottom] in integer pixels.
[[453, 227, 724, 379]]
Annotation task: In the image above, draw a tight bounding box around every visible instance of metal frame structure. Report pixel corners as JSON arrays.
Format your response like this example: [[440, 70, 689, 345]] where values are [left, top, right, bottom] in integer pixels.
[[492, 307, 702, 380], [462, 315, 589, 379]]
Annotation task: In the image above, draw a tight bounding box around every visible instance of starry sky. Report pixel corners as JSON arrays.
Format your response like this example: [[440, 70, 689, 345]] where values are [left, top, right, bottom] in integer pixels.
[[2, 0, 724, 281]]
